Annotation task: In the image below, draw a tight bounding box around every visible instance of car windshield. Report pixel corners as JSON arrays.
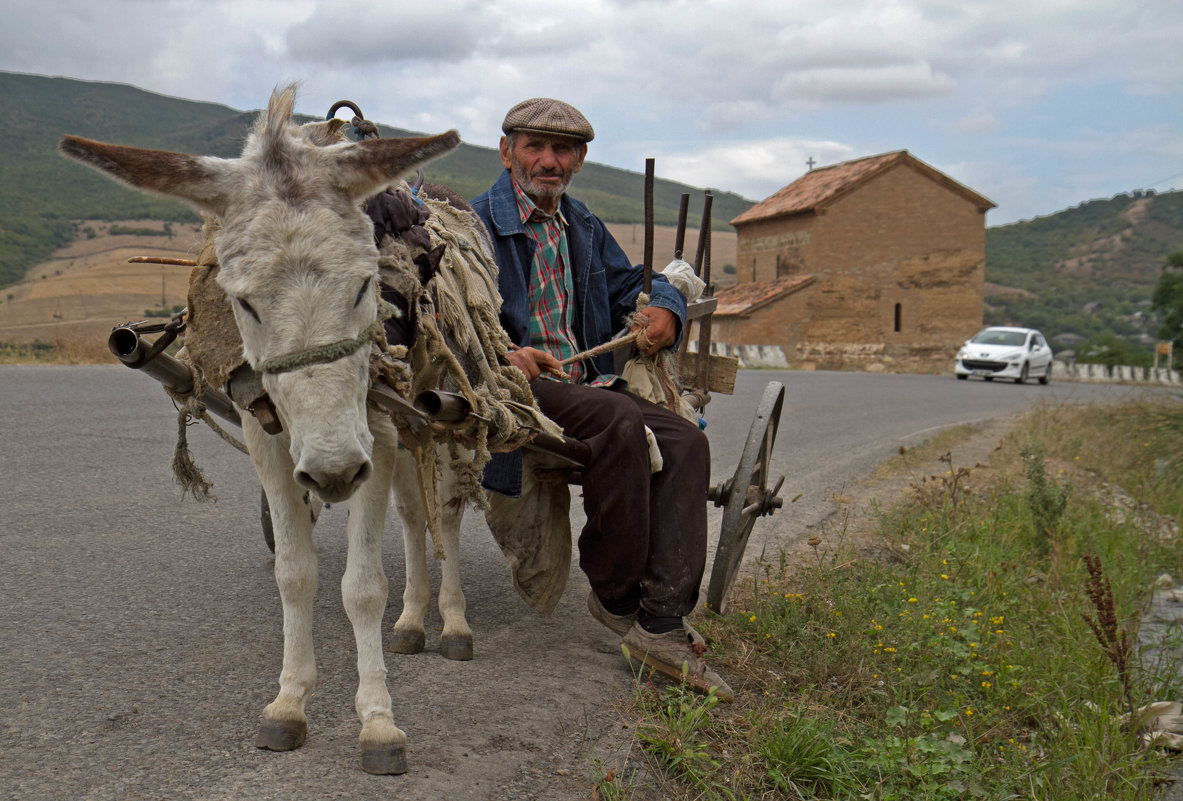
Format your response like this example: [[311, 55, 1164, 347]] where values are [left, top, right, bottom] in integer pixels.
[[970, 330, 1027, 347]]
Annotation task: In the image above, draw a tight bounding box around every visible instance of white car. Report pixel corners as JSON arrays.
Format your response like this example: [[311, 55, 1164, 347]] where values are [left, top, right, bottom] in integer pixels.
[[954, 326, 1053, 384]]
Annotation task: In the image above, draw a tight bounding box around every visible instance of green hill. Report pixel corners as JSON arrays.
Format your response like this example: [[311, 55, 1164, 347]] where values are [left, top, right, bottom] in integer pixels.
[[5, 72, 1181, 357], [985, 189, 1183, 351], [0, 72, 752, 288]]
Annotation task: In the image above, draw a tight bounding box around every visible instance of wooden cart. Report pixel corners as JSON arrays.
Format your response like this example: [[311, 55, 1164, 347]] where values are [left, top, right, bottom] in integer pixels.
[[105, 105, 786, 616]]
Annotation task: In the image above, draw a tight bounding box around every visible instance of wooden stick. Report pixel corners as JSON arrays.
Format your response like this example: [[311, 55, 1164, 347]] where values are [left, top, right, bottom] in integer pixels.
[[695, 192, 714, 392], [674, 193, 690, 260], [507, 343, 574, 380], [559, 331, 639, 366], [643, 158, 654, 295], [699, 192, 714, 288], [128, 257, 198, 266], [692, 192, 712, 279]]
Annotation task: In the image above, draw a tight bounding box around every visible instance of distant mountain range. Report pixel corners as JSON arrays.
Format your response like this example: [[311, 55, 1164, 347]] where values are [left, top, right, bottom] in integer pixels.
[[0, 71, 751, 289], [2, 71, 1180, 352]]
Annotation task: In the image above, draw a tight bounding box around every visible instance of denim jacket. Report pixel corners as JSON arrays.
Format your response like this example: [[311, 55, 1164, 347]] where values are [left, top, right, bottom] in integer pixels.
[[471, 169, 688, 495]]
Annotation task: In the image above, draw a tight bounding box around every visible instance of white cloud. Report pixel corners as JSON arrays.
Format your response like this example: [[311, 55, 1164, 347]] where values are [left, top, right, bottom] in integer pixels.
[[658, 138, 855, 202], [285, 2, 506, 65], [953, 112, 1001, 135], [1, 0, 1181, 225], [772, 63, 957, 104]]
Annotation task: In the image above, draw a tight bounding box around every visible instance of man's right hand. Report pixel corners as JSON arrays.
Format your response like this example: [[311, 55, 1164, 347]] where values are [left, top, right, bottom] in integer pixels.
[[506, 346, 562, 381]]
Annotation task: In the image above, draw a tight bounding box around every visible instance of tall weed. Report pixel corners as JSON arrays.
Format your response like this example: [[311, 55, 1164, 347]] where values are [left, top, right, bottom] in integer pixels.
[[1022, 446, 1069, 556]]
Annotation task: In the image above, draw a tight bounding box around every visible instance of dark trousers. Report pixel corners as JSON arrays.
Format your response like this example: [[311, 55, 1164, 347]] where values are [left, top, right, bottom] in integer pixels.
[[529, 379, 710, 618]]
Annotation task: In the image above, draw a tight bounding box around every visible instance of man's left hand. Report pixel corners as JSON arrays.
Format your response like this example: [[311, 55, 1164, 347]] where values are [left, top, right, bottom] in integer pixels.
[[632, 306, 677, 356]]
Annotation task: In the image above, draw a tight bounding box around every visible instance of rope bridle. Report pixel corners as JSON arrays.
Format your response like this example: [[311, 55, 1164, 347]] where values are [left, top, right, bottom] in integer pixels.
[[253, 298, 402, 375]]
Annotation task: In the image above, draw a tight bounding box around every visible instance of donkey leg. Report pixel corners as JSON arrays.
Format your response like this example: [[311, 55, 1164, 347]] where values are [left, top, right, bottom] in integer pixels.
[[390, 445, 429, 654], [343, 416, 406, 775], [436, 461, 472, 661], [244, 418, 318, 752]]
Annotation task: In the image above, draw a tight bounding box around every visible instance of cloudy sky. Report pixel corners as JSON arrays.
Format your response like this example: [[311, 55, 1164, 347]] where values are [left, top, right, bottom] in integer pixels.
[[5, 0, 1181, 225]]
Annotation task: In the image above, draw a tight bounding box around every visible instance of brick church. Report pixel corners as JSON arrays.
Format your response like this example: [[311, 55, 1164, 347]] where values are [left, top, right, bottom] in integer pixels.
[[713, 150, 994, 371]]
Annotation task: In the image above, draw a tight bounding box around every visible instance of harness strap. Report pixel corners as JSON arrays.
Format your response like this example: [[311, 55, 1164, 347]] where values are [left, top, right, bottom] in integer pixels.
[[254, 299, 401, 375]]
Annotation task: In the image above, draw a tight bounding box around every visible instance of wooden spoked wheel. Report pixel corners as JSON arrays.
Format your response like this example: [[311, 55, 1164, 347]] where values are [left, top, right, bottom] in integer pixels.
[[705, 380, 786, 614]]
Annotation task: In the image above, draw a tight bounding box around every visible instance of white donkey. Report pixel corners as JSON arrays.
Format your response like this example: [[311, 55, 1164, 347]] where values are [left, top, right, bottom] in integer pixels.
[[60, 86, 492, 775]]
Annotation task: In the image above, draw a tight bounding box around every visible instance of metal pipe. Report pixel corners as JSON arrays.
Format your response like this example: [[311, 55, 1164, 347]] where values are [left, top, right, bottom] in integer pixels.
[[414, 390, 591, 468], [107, 326, 241, 426], [367, 383, 430, 431], [413, 389, 468, 422]]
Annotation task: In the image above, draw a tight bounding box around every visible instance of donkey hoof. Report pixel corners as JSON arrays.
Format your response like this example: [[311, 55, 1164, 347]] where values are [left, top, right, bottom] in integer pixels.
[[390, 629, 426, 654], [361, 744, 408, 775], [440, 634, 473, 661], [255, 717, 307, 751]]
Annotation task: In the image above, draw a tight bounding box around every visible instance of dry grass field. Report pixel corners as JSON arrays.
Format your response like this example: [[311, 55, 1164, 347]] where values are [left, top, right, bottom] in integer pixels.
[[0, 220, 736, 360], [0, 220, 204, 351]]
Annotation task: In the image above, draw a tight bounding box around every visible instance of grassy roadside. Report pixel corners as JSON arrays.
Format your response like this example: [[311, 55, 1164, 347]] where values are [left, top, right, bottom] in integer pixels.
[[0, 334, 111, 364], [602, 397, 1183, 800]]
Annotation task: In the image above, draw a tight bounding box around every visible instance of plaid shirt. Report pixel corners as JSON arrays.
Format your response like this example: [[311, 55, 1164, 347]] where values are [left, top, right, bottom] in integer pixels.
[[511, 179, 585, 384]]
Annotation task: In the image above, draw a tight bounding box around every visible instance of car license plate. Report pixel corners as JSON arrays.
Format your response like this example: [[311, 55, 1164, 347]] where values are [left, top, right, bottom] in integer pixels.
[[971, 370, 991, 377]]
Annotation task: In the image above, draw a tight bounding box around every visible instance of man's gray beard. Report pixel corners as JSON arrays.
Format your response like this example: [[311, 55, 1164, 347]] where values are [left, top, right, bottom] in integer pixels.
[[511, 162, 573, 201]]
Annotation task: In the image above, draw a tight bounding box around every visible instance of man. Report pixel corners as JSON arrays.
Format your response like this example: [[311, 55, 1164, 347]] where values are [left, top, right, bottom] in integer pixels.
[[471, 98, 732, 700]]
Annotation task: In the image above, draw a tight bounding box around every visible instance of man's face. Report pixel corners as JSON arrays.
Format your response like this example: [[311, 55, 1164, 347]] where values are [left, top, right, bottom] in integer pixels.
[[499, 133, 587, 212]]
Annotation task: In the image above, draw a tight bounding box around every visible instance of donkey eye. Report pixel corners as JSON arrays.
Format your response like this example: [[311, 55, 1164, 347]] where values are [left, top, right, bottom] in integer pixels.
[[353, 277, 373, 308], [237, 297, 261, 323]]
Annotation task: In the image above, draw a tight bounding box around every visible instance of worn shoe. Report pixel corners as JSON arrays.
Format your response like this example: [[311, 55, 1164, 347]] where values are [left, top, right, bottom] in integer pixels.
[[683, 619, 707, 649], [621, 622, 734, 702], [587, 590, 637, 637], [587, 591, 708, 647]]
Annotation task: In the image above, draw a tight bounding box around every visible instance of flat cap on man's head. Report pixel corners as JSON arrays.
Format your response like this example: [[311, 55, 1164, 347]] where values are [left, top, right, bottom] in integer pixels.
[[501, 98, 594, 143]]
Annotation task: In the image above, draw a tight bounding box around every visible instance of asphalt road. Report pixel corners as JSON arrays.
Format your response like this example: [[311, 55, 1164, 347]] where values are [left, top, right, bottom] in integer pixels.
[[0, 365, 1157, 800]]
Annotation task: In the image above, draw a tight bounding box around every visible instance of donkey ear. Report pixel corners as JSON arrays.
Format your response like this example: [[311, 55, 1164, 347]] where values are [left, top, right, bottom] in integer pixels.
[[299, 117, 348, 147], [329, 131, 461, 201], [58, 135, 237, 217]]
